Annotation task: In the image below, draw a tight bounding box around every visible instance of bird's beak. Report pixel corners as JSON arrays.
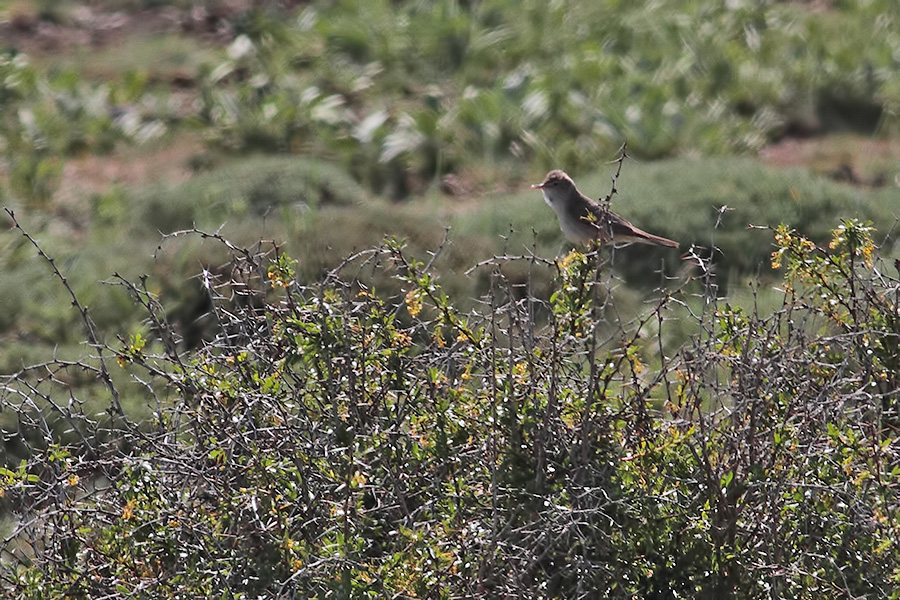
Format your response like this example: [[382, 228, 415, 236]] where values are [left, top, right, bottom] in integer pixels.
[[531, 183, 544, 189]]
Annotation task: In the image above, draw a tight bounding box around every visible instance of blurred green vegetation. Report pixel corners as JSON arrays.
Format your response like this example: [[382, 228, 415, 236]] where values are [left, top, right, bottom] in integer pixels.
[[192, 0, 900, 192], [2, 0, 900, 202], [52, 33, 220, 83]]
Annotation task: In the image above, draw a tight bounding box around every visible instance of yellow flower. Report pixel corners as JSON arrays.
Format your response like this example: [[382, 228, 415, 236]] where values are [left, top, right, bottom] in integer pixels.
[[405, 289, 423, 317], [391, 330, 412, 348], [122, 499, 136, 520]]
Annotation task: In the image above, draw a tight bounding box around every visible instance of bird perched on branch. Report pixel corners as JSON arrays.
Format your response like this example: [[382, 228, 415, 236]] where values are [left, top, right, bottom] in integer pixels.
[[533, 169, 679, 248]]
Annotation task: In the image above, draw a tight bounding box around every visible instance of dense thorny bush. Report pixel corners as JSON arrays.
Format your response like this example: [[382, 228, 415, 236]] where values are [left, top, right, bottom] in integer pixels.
[[1, 217, 899, 598]]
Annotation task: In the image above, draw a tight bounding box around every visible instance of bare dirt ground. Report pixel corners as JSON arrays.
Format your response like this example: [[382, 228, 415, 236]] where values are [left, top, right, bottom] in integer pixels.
[[56, 135, 205, 206], [0, 1, 248, 55], [760, 135, 900, 188]]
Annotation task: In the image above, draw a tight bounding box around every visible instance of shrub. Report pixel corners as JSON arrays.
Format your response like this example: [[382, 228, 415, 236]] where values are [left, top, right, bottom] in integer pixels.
[[1, 218, 898, 598]]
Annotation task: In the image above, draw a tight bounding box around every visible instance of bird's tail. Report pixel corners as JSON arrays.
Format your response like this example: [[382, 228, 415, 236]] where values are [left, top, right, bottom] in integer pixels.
[[617, 227, 679, 248], [606, 214, 679, 248], [635, 230, 679, 248]]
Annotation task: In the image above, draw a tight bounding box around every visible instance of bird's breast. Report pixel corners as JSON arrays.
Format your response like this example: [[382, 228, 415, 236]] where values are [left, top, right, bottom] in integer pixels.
[[540, 190, 556, 209]]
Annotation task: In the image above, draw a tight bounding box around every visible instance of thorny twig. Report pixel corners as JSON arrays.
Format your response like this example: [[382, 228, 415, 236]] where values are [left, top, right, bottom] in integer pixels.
[[599, 140, 629, 208], [4, 207, 126, 420]]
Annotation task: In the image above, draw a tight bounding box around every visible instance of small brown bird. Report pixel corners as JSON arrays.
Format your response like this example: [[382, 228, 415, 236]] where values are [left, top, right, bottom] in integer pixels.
[[533, 169, 679, 248]]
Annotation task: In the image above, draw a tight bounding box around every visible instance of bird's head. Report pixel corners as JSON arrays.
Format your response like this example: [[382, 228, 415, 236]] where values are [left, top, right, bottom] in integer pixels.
[[532, 170, 576, 206]]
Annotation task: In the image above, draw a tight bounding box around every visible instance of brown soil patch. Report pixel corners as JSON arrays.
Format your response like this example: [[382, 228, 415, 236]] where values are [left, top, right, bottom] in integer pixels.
[[760, 135, 900, 188], [56, 136, 205, 208], [0, 1, 252, 57]]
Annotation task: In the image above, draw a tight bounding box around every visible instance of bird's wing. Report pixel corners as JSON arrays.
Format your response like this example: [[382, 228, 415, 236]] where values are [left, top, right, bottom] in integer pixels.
[[583, 201, 679, 247], [580, 199, 632, 237]]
